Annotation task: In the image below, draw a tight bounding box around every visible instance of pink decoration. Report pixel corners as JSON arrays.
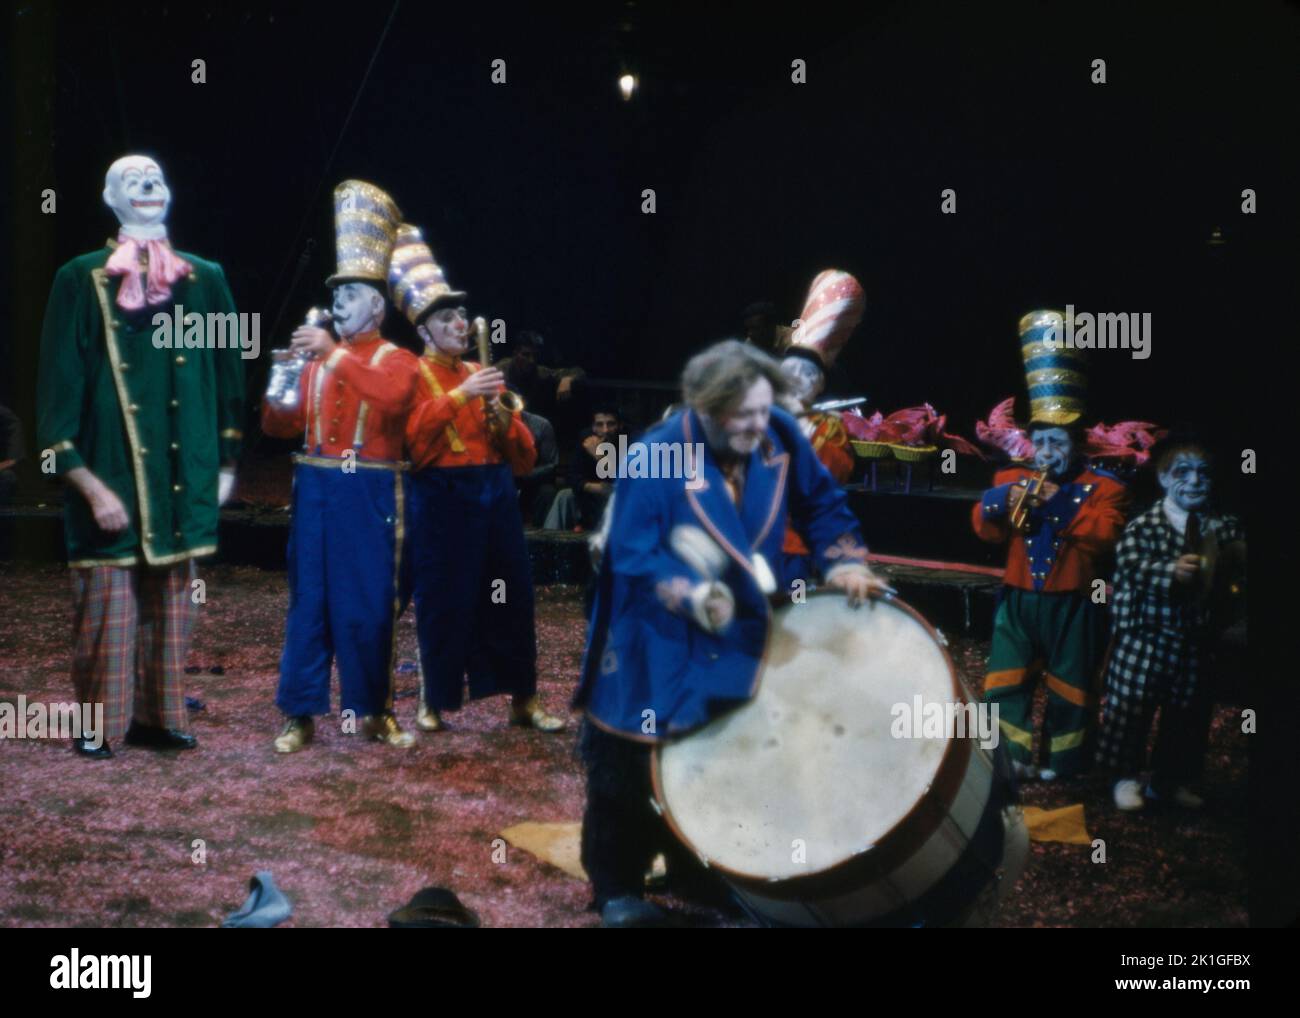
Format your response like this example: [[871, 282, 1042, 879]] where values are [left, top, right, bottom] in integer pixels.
[[1084, 421, 1167, 465], [976, 396, 1034, 461], [104, 233, 193, 311], [858, 403, 984, 456], [976, 397, 1166, 466], [841, 408, 881, 440]]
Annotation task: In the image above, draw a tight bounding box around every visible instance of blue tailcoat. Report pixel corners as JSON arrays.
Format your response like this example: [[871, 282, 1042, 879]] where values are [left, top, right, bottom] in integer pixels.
[[574, 407, 867, 741]]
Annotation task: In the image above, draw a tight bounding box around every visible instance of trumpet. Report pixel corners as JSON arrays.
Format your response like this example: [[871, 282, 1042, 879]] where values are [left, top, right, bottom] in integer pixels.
[[1009, 468, 1049, 531], [474, 316, 524, 431]]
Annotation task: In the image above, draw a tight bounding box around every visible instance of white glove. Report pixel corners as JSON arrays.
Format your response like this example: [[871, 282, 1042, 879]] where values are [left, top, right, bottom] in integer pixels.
[[750, 552, 778, 595], [218, 468, 236, 506], [690, 580, 735, 634], [670, 524, 729, 578]]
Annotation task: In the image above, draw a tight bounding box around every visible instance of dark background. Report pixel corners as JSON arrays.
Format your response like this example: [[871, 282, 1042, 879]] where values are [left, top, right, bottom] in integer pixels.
[[2, 0, 1297, 928], [4, 0, 1295, 453]]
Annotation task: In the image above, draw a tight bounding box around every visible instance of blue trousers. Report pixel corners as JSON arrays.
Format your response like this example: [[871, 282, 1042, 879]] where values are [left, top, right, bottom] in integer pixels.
[[408, 463, 537, 711], [276, 458, 406, 718]]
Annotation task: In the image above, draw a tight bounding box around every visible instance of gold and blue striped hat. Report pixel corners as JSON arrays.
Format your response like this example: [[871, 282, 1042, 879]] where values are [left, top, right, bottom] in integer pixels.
[[387, 224, 467, 326], [325, 180, 402, 287], [1019, 308, 1088, 426]]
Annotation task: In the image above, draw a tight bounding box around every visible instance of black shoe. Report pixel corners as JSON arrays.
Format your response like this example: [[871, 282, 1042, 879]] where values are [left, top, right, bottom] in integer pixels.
[[600, 895, 671, 928], [73, 736, 113, 759], [124, 721, 198, 750]]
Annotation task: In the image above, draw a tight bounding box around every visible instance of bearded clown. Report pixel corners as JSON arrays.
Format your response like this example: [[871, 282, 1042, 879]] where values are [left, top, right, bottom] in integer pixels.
[[1096, 434, 1245, 812], [777, 270, 862, 587], [972, 310, 1128, 781], [35, 155, 245, 758], [261, 181, 422, 754]]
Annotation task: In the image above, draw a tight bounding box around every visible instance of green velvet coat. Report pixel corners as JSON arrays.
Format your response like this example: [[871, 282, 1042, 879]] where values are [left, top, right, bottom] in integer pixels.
[[36, 243, 246, 567]]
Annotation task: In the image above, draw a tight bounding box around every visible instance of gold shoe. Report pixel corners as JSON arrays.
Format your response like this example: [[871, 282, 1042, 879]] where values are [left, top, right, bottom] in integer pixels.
[[362, 711, 416, 749], [509, 695, 567, 733], [274, 716, 314, 754], [416, 704, 445, 732]]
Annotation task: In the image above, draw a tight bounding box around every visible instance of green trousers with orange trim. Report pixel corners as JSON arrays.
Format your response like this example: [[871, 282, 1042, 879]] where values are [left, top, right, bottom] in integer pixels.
[[981, 588, 1108, 777]]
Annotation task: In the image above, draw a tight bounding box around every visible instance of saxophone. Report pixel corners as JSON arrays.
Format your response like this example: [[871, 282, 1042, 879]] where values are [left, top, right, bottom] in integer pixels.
[[474, 317, 524, 432], [265, 307, 332, 410]]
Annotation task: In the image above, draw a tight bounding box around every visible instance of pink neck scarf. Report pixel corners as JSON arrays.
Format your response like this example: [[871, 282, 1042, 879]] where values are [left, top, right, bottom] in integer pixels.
[[104, 233, 193, 311]]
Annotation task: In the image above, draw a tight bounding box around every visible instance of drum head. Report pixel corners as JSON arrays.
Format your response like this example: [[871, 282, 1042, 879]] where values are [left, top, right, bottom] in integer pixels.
[[657, 593, 959, 882]]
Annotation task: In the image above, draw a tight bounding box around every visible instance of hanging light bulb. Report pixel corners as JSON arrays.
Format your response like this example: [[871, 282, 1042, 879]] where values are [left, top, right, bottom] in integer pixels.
[[619, 72, 637, 101]]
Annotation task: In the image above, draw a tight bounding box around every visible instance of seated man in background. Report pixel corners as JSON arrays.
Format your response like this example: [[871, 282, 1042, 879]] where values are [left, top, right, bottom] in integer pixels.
[[494, 331, 586, 423], [517, 408, 559, 529], [545, 406, 623, 532]]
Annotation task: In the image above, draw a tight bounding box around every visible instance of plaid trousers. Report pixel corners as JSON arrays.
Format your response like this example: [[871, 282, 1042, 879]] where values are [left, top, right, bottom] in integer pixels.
[[69, 561, 197, 744], [1095, 626, 1210, 787]]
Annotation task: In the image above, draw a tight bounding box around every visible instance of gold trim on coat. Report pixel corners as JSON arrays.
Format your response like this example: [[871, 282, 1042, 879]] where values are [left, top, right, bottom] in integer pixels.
[[352, 342, 397, 449], [67, 545, 215, 570], [90, 268, 161, 565], [291, 453, 409, 472], [385, 467, 406, 711], [417, 358, 467, 452]]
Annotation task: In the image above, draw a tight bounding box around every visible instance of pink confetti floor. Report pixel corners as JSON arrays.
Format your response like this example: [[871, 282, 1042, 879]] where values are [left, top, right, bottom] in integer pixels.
[[0, 562, 1247, 927]]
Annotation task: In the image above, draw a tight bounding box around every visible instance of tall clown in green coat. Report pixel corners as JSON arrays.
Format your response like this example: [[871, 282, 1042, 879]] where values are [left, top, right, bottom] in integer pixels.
[[36, 154, 246, 758]]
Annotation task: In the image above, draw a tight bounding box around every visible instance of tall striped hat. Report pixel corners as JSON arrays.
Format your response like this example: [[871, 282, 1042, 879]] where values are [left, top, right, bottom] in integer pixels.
[[325, 180, 402, 287], [387, 224, 467, 326], [1020, 308, 1088, 426], [786, 269, 865, 370]]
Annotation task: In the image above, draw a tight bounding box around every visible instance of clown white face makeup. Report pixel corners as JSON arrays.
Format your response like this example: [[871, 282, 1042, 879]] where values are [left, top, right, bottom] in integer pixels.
[[701, 376, 773, 459], [103, 155, 171, 240], [780, 355, 825, 408], [1159, 450, 1211, 513], [1031, 427, 1076, 478], [331, 283, 385, 338], [417, 306, 470, 357]]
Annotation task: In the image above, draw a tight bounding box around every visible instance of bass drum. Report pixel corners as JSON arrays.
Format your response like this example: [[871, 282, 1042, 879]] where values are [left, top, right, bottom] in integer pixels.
[[652, 591, 1029, 927]]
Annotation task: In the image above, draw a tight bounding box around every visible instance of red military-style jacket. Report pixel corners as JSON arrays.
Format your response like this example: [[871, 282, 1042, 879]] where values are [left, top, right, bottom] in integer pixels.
[[405, 351, 536, 474], [972, 464, 1127, 593], [783, 412, 854, 556], [261, 331, 420, 462]]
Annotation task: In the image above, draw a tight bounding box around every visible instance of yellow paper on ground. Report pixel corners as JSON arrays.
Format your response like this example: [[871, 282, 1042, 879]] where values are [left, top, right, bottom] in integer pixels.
[[1023, 803, 1091, 844], [501, 821, 588, 881], [500, 822, 667, 883]]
